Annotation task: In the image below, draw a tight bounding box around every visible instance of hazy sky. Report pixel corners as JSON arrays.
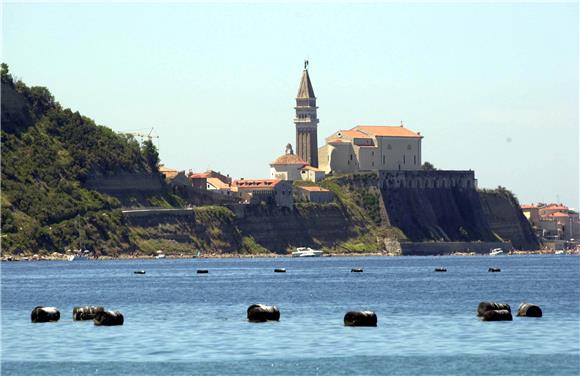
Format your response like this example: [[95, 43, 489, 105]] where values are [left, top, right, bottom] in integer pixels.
[[3, 2, 578, 207]]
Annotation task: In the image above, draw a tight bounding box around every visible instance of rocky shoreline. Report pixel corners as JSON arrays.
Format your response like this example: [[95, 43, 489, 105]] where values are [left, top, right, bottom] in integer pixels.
[[1, 249, 578, 262]]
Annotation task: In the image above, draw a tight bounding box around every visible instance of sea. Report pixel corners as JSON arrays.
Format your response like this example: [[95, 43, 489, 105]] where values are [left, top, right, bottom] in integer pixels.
[[1, 255, 579, 375]]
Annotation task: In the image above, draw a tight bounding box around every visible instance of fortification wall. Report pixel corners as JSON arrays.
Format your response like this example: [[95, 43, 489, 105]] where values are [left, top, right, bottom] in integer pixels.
[[400, 241, 511, 255], [84, 173, 165, 193], [123, 208, 195, 227], [379, 170, 477, 190]]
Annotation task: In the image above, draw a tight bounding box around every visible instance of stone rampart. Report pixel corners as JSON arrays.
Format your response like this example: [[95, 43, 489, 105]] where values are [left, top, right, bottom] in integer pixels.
[[379, 170, 477, 190], [84, 173, 165, 193]]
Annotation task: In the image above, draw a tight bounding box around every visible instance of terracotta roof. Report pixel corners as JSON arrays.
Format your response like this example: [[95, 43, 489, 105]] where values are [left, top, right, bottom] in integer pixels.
[[301, 165, 324, 172], [327, 138, 349, 145], [271, 154, 308, 166], [298, 185, 330, 192], [543, 204, 568, 211], [337, 130, 371, 139], [207, 177, 230, 190], [520, 204, 537, 209], [189, 173, 209, 179], [297, 69, 315, 98], [546, 212, 570, 218], [233, 179, 281, 189], [355, 125, 421, 138]]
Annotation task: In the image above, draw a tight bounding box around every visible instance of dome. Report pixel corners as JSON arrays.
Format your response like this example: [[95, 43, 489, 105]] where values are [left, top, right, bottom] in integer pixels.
[[270, 154, 307, 166]]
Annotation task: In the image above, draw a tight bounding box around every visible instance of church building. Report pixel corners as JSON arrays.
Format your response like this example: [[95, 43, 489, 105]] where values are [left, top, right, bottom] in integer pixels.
[[270, 62, 325, 182]]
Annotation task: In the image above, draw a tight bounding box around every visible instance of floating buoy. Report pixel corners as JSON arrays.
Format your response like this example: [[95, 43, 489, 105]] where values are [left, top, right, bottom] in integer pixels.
[[517, 303, 542, 318], [274, 268, 286, 273], [134, 270, 146, 274], [434, 267, 447, 272], [73, 306, 105, 321], [351, 268, 364, 273], [247, 304, 280, 322], [94, 310, 124, 326], [488, 268, 501, 272], [477, 301, 511, 317], [480, 309, 512, 321], [344, 311, 377, 327], [31, 306, 60, 323], [197, 269, 209, 274]]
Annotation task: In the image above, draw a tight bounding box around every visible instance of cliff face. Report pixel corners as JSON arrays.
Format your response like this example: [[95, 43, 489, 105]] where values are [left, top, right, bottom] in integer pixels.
[[479, 189, 540, 250], [381, 186, 498, 242]]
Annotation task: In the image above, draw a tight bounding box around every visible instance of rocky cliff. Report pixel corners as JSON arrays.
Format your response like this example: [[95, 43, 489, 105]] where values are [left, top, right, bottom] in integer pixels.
[[479, 188, 540, 250]]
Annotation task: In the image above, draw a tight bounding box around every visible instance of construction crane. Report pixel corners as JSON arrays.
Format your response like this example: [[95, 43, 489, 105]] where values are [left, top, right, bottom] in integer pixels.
[[119, 127, 160, 148]]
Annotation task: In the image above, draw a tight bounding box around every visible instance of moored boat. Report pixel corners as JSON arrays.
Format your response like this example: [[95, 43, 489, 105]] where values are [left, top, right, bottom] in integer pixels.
[[291, 247, 323, 257]]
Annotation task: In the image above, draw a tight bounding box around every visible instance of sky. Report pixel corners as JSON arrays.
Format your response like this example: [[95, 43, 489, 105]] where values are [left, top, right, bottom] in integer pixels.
[[2, 2, 579, 208]]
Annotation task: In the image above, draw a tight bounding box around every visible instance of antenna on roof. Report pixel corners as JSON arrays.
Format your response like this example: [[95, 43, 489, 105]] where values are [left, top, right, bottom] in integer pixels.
[[400, 120, 404, 127]]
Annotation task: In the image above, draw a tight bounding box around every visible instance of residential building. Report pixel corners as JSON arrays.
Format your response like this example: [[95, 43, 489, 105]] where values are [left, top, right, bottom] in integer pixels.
[[296, 185, 334, 203], [270, 144, 325, 182], [232, 179, 293, 208]]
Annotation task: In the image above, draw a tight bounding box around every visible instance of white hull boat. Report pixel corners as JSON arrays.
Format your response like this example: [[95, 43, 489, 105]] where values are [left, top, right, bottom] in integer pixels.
[[292, 247, 323, 257]]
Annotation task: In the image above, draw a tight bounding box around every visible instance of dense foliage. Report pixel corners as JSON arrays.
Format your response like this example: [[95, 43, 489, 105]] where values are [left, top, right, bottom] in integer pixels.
[[1, 64, 160, 254]]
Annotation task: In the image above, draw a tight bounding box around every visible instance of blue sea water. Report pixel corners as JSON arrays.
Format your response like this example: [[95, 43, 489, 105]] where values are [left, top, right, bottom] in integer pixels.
[[1, 255, 579, 375]]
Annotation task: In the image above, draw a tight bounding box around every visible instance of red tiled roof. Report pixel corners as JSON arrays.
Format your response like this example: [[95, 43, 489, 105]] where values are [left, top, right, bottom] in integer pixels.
[[207, 177, 230, 190], [543, 204, 568, 211], [355, 125, 421, 138], [547, 212, 570, 218], [271, 154, 307, 166], [520, 204, 537, 209], [233, 179, 281, 188], [189, 173, 210, 179], [337, 130, 371, 139]]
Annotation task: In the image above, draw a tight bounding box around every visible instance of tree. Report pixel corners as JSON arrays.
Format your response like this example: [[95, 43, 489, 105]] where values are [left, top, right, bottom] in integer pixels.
[[141, 140, 159, 172], [1, 63, 14, 86], [422, 161, 436, 171]]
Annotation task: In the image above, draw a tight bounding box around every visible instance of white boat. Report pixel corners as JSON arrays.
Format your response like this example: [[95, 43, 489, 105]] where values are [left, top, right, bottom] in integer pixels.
[[155, 254, 166, 259], [554, 250, 564, 255], [489, 248, 504, 256], [292, 247, 323, 257]]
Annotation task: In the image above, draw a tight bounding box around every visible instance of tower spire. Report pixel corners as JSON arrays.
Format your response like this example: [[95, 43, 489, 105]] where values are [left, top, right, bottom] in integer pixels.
[[294, 61, 319, 167]]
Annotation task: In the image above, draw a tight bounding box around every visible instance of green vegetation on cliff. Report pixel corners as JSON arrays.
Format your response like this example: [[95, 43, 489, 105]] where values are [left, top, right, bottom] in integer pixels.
[[0, 65, 166, 254]]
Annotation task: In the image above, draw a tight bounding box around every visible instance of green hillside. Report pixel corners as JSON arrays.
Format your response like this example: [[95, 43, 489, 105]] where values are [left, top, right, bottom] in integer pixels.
[[1, 64, 161, 255]]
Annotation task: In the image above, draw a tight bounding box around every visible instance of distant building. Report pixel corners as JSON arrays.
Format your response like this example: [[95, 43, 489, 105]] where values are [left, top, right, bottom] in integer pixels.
[[521, 203, 580, 244], [232, 179, 293, 208], [296, 185, 334, 203], [270, 144, 325, 182], [188, 170, 232, 191], [159, 165, 180, 179], [318, 124, 423, 174]]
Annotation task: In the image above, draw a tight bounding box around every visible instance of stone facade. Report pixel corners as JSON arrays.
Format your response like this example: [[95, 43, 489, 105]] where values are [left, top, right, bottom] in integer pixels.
[[318, 125, 423, 174], [294, 62, 319, 168], [232, 179, 294, 208], [378, 170, 477, 190]]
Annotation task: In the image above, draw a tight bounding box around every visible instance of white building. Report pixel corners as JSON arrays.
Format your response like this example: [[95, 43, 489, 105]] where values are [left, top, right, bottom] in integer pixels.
[[270, 144, 325, 182], [318, 125, 423, 174]]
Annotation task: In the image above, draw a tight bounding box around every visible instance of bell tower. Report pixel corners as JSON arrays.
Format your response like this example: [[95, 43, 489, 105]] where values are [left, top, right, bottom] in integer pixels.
[[294, 60, 319, 167]]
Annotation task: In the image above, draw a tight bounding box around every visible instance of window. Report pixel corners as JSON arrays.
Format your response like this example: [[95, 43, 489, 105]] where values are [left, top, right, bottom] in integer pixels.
[[382, 155, 385, 164], [403, 155, 406, 164], [407, 145, 412, 150], [350, 154, 353, 160], [387, 144, 392, 150], [414, 155, 417, 164]]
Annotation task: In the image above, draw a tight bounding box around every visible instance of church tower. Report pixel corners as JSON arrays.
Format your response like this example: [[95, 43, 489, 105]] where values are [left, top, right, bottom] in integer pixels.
[[294, 61, 319, 167]]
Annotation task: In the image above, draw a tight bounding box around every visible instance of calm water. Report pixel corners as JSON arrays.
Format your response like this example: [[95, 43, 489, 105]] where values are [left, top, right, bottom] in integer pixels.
[[1, 255, 579, 375]]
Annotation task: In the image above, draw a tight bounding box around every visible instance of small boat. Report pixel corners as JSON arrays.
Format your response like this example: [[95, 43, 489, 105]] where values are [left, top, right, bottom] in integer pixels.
[[554, 250, 564, 255], [155, 250, 166, 259], [489, 248, 504, 256], [291, 247, 323, 257]]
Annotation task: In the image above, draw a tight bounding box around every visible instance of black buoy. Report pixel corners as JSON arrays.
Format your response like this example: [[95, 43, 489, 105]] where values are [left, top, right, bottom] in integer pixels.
[[351, 268, 364, 273], [434, 267, 447, 272], [480, 309, 513, 321], [488, 268, 501, 272], [73, 306, 105, 321], [134, 270, 146, 274], [517, 303, 542, 318], [344, 311, 377, 327], [94, 310, 124, 326], [197, 269, 209, 274], [477, 301, 511, 317], [31, 306, 60, 323], [247, 304, 280, 322], [274, 268, 286, 273]]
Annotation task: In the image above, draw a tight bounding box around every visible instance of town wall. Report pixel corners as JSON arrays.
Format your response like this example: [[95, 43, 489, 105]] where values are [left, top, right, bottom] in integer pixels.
[[84, 172, 165, 193]]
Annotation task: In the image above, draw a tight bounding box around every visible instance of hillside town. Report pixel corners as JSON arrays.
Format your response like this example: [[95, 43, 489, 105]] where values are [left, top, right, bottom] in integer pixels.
[[159, 62, 426, 209]]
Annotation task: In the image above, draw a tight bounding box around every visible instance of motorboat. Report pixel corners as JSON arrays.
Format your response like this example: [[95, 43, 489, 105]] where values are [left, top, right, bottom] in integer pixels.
[[554, 250, 564, 255], [291, 247, 323, 257], [155, 250, 166, 259], [489, 248, 504, 256]]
